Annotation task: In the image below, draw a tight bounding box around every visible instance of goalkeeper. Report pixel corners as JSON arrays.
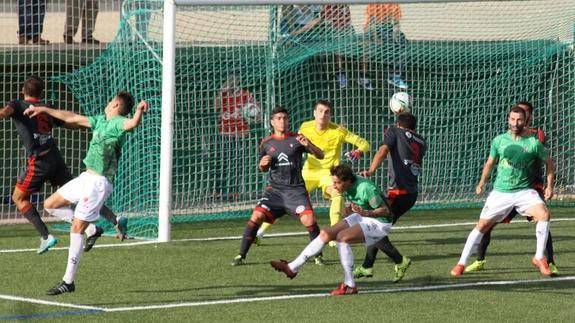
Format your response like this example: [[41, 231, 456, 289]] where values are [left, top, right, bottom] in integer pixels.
[[256, 100, 369, 252]]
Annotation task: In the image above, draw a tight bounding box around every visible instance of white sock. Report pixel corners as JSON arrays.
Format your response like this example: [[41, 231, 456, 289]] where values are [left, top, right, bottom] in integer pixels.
[[85, 224, 97, 237], [45, 207, 74, 223], [289, 237, 326, 272], [256, 227, 265, 238], [62, 233, 84, 284], [458, 228, 484, 265], [535, 221, 549, 259], [337, 242, 355, 288]]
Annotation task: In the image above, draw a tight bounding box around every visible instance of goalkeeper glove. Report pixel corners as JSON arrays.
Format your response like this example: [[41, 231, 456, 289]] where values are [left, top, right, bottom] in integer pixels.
[[345, 150, 363, 163]]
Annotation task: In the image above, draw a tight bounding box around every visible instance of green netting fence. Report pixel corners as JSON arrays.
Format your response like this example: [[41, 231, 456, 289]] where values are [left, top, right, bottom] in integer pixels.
[[2, 1, 575, 239]]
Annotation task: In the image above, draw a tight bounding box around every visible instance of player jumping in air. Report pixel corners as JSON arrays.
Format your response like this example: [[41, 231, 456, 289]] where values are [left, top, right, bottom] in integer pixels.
[[23, 91, 148, 295], [0, 76, 128, 255]]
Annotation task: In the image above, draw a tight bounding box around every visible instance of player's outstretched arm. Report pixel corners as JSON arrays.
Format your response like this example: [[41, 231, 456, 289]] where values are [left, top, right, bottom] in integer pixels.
[[344, 129, 370, 162], [476, 156, 496, 195], [0, 105, 14, 119], [544, 157, 555, 200], [124, 101, 148, 131], [23, 105, 90, 128], [360, 144, 389, 177]]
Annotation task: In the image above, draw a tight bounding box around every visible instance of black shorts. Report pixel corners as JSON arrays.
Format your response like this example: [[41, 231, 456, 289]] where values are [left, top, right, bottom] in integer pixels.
[[254, 186, 314, 223], [387, 192, 417, 224], [16, 148, 73, 194]]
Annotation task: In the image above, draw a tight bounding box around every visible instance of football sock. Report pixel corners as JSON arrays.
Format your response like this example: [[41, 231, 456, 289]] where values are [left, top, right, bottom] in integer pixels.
[[535, 221, 549, 259], [239, 220, 260, 258], [475, 229, 492, 261], [458, 228, 483, 265], [305, 222, 322, 257], [289, 237, 325, 272], [545, 231, 555, 263], [361, 245, 378, 268], [22, 204, 49, 239], [63, 232, 84, 284], [376, 236, 402, 264], [337, 242, 355, 287], [257, 221, 272, 238], [99, 205, 117, 225], [45, 207, 74, 223], [329, 193, 344, 226], [85, 224, 97, 237]]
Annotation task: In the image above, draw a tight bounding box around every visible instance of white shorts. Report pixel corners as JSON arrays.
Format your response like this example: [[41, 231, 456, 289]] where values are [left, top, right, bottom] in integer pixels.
[[479, 189, 545, 222], [57, 171, 112, 222], [345, 213, 392, 246]]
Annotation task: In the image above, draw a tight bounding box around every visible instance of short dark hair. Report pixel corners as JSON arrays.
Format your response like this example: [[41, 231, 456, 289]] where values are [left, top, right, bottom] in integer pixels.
[[22, 76, 44, 98], [397, 112, 416, 130], [315, 99, 333, 111], [330, 164, 356, 183], [509, 105, 526, 119], [116, 91, 135, 116], [271, 105, 288, 118], [516, 101, 533, 115]]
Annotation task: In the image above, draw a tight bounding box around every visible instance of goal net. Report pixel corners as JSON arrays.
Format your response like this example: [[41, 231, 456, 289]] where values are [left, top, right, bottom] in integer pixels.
[[2, 0, 575, 240]]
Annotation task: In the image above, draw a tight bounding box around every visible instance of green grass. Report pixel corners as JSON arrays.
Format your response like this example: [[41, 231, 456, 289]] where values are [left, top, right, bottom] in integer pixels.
[[1, 207, 575, 322]]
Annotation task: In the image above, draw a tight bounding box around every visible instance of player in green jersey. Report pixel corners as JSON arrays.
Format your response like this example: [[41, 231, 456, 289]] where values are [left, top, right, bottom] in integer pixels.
[[24, 91, 148, 295], [271, 164, 407, 295], [450, 105, 554, 277]]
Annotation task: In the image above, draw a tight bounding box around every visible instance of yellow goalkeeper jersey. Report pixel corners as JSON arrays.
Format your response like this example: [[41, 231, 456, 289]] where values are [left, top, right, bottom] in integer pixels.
[[299, 120, 370, 171]]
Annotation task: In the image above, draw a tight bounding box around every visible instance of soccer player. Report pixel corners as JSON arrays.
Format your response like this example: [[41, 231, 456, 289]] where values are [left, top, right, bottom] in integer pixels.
[[271, 164, 400, 295], [450, 106, 554, 277], [23, 91, 148, 295], [231, 106, 324, 266], [255, 100, 370, 254], [465, 101, 558, 275], [354, 112, 427, 281], [0, 76, 127, 255]]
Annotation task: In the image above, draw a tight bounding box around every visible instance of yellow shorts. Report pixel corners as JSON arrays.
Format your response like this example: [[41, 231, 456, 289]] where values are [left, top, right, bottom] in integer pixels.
[[302, 169, 333, 198]]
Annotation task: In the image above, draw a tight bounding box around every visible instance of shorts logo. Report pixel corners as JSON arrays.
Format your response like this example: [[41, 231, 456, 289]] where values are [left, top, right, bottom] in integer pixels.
[[295, 205, 305, 214]]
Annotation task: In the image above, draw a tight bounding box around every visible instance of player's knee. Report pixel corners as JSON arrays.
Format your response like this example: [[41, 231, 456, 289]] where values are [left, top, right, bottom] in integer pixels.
[[249, 211, 265, 224], [319, 229, 333, 242], [335, 232, 351, 243]]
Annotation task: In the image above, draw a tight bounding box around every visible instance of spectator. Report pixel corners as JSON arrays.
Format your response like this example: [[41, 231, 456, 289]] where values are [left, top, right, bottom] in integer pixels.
[[360, 4, 408, 90], [18, 0, 49, 45], [63, 0, 100, 44]]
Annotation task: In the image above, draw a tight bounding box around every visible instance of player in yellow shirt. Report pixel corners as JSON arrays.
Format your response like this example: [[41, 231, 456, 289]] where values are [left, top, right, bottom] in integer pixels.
[[256, 100, 370, 256]]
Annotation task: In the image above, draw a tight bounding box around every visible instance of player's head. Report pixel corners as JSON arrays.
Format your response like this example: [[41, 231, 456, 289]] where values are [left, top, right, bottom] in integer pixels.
[[396, 112, 416, 130], [330, 164, 356, 193], [516, 101, 533, 126], [22, 76, 44, 98], [106, 91, 135, 116], [270, 105, 289, 133], [313, 99, 332, 128], [508, 105, 526, 135]]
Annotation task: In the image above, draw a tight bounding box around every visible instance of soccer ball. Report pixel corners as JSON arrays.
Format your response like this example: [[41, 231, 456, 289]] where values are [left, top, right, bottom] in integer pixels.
[[389, 92, 411, 114], [242, 103, 261, 123]]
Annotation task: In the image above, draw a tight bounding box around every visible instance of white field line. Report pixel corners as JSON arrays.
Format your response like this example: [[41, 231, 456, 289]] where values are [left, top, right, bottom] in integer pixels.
[[0, 294, 105, 311], [2, 276, 574, 314], [2, 218, 574, 253]]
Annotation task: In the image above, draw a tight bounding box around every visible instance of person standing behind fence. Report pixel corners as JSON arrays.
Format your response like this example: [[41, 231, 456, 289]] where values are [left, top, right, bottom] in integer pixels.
[[63, 0, 100, 44], [18, 0, 49, 45]]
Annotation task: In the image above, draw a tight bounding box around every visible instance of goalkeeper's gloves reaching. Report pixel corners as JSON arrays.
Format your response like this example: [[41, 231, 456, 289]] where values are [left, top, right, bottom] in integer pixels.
[[345, 150, 363, 163]]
